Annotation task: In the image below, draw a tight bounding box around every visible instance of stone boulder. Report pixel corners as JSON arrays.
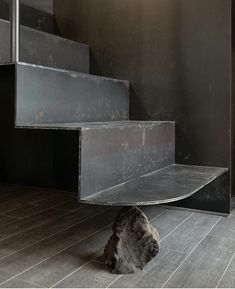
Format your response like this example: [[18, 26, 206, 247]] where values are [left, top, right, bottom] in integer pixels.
[[103, 206, 160, 274]]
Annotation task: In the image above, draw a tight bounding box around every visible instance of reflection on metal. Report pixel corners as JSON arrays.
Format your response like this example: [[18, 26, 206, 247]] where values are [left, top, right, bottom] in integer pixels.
[[80, 121, 175, 199], [10, 0, 20, 62], [80, 165, 228, 206], [15, 63, 129, 125], [0, 19, 89, 72]]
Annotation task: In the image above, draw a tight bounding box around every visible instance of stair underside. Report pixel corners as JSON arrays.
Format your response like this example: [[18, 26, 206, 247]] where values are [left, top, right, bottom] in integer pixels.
[[80, 164, 228, 206]]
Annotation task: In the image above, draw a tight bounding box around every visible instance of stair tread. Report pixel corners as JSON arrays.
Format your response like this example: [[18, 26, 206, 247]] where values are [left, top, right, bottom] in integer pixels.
[[80, 164, 228, 206], [0, 0, 53, 14], [0, 19, 87, 50], [17, 121, 174, 130], [0, 21, 89, 72], [16, 62, 128, 84]]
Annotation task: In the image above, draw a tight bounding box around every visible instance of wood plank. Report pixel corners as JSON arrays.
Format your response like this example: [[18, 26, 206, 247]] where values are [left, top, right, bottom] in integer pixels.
[[0, 272, 9, 285], [0, 191, 51, 215], [152, 209, 192, 239], [0, 215, 18, 227], [0, 278, 38, 288], [217, 253, 235, 288], [111, 249, 186, 289], [111, 213, 221, 288], [163, 234, 234, 288], [0, 205, 108, 259], [52, 209, 191, 288], [161, 213, 221, 254], [205, 212, 235, 241], [0, 208, 120, 283], [0, 208, 70, 238], [55, 261, 115, 288], [1, 207, 166, 288], [4, 194, 76, 219], [53, 199, 85, 212], [0, 186, 75, 217]]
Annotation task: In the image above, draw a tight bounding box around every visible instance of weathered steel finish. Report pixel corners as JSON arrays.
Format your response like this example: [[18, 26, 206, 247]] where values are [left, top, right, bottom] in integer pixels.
[[81, 164, 228, 206], [1, 0, 53, 14], [0, 0, 54, 33], [172, 170, 231, 214], [80, 121, 175, 199], [15, 63, 129, 125], [0, 20, 89, 72]]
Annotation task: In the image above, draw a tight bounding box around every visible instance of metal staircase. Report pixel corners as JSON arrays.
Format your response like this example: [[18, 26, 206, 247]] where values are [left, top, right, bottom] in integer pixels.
[[0, 0, 229, 211]]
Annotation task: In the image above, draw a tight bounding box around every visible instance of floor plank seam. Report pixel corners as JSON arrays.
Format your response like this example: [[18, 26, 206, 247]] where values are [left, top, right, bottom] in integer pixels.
[[0, 207, 80, 242], [160, 213, 194, 243], [51, 207, 81, 213], [0, 222, 114, 287], [0, 214, 20, 220], [51, 254, 99, 288], [216, 250, 235, 288], [0, 207, 111, 263], [3, 197, 78, 219], [106, 211, 194, 288], [160, 217, 222, 288], [50, 209, 168, 288]]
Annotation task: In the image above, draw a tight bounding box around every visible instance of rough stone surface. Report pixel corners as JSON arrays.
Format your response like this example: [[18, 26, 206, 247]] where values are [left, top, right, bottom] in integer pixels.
[[103, 206, 160, 274]]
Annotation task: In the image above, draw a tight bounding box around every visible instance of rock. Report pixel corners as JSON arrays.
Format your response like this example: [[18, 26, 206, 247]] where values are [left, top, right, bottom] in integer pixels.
[[103, 206, 160, 274]]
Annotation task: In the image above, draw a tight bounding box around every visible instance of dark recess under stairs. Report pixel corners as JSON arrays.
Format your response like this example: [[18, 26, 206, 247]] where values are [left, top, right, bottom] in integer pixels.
[[0, 0, 230, 214]]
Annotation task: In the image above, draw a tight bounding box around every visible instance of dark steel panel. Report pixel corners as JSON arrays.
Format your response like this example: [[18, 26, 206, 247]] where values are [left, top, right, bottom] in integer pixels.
[[0, 0, 54, 33], [80, 165, 228, 207], [0, 19, 89, 73], [15, 63, 129, 125], [80, 121, 175, 198], [171, 171, 231, 215]]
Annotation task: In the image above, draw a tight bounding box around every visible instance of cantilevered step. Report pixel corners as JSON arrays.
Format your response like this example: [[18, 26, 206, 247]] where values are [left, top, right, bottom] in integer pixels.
[[0, 0, 54, 33], [81, 164, 228, 206], [0, 19, 89, 72], [18, 121, 228, 207], [2, 62, 129, 124]]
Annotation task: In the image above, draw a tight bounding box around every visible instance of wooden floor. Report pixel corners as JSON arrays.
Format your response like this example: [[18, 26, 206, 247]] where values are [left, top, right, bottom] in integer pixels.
[[0, 184, 234, 288]]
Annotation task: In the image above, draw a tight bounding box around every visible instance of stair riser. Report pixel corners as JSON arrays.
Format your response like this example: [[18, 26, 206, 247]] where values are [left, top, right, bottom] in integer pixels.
[[0, 0, 54, 33], [80, 122, 175, 199], [0, 20, 89, 73], [15, 63, 129, 125]]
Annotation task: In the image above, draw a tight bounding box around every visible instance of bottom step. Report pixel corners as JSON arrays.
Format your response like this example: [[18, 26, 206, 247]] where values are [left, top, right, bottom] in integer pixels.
[[80, 164, 228, 206]]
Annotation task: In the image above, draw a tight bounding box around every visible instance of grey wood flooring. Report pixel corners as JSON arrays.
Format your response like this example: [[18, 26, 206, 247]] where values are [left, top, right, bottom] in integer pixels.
[[0, 184, 234, 288]]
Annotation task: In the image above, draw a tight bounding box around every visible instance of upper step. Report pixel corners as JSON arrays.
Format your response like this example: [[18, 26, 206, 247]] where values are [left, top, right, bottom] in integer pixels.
[[11, 62, 129, 125], [0, 0, 54, 33], [0, 19, 89, 72]]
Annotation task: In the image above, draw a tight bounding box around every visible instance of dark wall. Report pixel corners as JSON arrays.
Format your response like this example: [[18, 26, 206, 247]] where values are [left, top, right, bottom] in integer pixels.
[[54, 0, 232, 190]]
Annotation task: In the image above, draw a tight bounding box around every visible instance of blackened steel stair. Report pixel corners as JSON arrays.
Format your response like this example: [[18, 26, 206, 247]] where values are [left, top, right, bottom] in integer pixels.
[[15, 121, 229, 211], [0, 1, 230, 214]]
